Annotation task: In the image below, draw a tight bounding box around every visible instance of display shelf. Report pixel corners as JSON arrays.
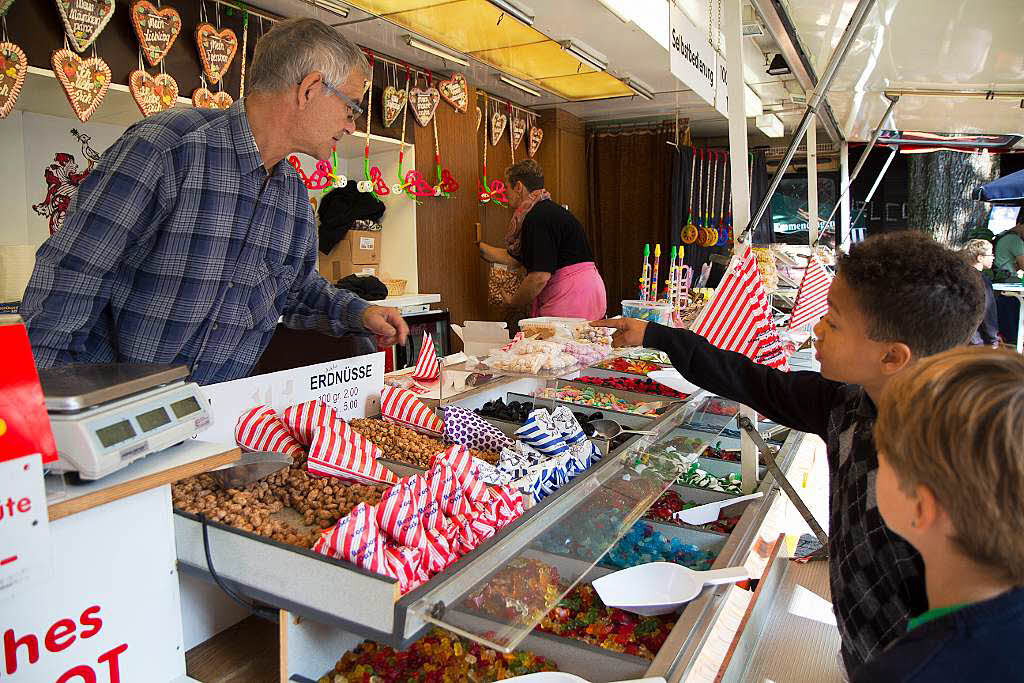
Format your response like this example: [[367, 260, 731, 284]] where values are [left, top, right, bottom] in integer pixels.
[[47, 439, 239, 521], [384, 293, 441, 309]]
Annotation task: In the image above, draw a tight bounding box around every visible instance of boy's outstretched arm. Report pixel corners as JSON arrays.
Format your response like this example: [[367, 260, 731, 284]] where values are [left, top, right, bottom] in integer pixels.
[[593, 319, 839, 438]]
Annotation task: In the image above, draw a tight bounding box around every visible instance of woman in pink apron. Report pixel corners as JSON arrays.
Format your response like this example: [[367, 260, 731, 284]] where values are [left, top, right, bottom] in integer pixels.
[[478, 160, 607, 320]]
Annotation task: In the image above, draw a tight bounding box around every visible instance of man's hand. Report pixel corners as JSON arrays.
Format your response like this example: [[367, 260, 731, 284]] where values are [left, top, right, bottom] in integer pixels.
[[362, 306, 409, 346], [591, 318, 648, 348]]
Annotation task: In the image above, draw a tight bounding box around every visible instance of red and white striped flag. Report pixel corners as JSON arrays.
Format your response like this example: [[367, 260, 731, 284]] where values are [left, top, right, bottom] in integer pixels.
[[690, 246, 788, 370], [788, 256, 832, 329], [411, 332, 441, 381]]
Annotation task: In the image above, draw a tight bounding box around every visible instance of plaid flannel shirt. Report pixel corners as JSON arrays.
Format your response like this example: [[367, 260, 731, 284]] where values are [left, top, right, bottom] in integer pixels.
[[20, 101, 369, 385], [644, 323, 928, 672]]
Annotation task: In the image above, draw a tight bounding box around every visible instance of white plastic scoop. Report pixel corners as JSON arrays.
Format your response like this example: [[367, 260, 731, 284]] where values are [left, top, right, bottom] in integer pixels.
[[646, 369, 701, 394], [593, 561, 750, 616], [672, 492, 764, 525], [501, 674, 666, 683]]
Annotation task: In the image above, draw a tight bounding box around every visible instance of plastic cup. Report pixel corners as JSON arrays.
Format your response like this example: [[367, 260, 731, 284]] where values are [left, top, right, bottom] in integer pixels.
[[621, 299, 674, 325]]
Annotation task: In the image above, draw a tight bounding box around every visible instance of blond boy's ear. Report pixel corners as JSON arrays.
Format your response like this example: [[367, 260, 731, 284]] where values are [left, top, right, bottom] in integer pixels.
[[880, 342, 913, 377]]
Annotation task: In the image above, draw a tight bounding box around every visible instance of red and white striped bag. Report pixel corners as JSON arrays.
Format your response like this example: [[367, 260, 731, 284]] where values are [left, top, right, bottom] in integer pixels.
[[376, 475, 428, 549], [384, 544, 427, 594], [235, 405, 304, 458], [411, 331, 441, 381], [281, 400, 341, 446], [380, 385, 444, 435], [307, 426, 398, 485], [313, 503, 388, 574], [431, 445, 492, 505], [426, 463, 472, 518]]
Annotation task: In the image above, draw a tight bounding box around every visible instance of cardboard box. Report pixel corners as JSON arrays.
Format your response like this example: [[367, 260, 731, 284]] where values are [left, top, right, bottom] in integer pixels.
[[319, 230, 382, 283], [450, 321, 510, 358]]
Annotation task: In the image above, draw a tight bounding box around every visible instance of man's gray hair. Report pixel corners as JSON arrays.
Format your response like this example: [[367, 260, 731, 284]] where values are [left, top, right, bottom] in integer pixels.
[[248, 18, 370, 93]]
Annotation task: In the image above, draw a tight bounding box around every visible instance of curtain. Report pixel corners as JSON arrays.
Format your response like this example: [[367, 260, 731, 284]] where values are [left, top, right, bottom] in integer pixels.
[[749, 149, 774, 244], [586, 125, 675, 315]]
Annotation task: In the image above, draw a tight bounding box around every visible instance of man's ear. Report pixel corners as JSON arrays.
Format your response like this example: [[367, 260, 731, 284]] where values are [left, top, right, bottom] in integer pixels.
[[880, 342, 913, 377], [296, 72, 321, 111]]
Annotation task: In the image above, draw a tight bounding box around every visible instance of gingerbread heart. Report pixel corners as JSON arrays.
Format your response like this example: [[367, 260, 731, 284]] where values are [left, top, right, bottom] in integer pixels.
[[475, 106, 482, 132], [0, 42, 28, 120], [191, 87, 233, 110], [490, 111, 507, 146], [528, 125, 544, 158], [131, 1, 181, 67], [0, 1, 16, 16], [129, 70, 178, 117], [51, 48, 110, 122], [408, 86, 439, 127], [55, 0, 115, 53], [382, 85, 407, 127], [438, 72, 468, 113], [196, 23, 237, 85], [511, 117, 526, 150]]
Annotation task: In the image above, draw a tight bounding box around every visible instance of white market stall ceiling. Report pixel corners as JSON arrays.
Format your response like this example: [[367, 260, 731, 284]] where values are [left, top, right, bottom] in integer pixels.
[[780, 0, 1024, 141]]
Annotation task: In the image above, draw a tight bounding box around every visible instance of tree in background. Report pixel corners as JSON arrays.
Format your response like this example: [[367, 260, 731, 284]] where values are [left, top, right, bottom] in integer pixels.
[[907, 150, 999, 247]]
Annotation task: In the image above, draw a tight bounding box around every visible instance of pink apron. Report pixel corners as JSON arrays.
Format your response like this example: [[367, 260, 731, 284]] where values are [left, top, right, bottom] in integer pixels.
[[532, 262, 607, 320]]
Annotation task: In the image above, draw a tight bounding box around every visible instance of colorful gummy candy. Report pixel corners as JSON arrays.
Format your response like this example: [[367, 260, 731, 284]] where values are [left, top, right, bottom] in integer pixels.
[[318, 628, 557, 682], [677, 462, 743, 494], [644, 490, 742, 533], [603, 522, 718, 571], [577, 375, 688, 399], [534, 386, 661, 416], [619, 348, 672, 364], [595, 357, 665, 375]]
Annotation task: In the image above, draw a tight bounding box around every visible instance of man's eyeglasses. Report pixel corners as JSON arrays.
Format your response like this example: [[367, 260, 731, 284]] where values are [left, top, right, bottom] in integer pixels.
[[321, 78, 365, 120]]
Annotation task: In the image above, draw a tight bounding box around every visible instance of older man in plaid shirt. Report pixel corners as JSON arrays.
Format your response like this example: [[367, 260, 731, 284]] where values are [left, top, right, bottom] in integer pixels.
[[20, 19, 407, 384]]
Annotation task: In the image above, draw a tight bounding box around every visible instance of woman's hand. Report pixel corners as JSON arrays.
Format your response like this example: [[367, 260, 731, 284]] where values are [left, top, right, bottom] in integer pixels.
[[591, 318, 648, 348]]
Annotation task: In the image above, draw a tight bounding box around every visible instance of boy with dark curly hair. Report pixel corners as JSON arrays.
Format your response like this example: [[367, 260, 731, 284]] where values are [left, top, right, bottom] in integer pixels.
[[595, 231, 986, 672]]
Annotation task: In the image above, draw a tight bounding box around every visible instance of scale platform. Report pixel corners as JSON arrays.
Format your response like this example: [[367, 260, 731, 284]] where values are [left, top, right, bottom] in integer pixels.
[[40, 364, 212, 480]]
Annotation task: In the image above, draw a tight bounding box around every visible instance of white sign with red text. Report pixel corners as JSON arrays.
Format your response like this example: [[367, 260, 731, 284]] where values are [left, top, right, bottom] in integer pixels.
[[0, 455, 51, 600]]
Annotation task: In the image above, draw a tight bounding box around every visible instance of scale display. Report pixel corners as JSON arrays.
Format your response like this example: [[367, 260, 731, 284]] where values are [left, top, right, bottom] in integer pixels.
[[96, 420, 136, 448]]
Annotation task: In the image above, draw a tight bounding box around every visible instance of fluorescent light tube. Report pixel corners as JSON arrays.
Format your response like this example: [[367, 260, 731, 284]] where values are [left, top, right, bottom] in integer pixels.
[[756, 113, 785, 138], [624, 77, 654, 100], [312, 0, 349, 18], [403, 36, 469, 67], [487, 0, 535, 26], [559, 39, 609, 71], [499, 75, 542, 97]]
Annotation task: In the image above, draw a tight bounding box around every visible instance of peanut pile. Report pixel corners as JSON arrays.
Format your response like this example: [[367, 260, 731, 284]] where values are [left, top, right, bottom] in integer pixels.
[[171, 454, 385, 548], [488, 265, 523, 306], [349, 418, 499, 468]]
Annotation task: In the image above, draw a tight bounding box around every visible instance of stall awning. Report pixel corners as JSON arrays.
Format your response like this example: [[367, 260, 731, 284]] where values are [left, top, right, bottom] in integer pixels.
[[974, 169, 1024, 206]]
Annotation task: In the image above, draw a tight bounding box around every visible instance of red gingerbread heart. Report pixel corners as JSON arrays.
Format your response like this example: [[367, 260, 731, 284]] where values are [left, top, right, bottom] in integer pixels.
[[51, 48, 110, 122], [130, 0, 181, 67], [129, 70, 178, 117], [191, 87, 233, 110], [195, 23, 237, 85], [438, 73, 468, 113], [54, 0, 115, 53], [0, 42, 28, 120]]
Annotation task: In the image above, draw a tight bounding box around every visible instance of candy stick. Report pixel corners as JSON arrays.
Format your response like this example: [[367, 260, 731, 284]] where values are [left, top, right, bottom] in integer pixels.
[[666, 245, 677, 304], [650, 244, 661, 302], [640, 243, 651, 301]]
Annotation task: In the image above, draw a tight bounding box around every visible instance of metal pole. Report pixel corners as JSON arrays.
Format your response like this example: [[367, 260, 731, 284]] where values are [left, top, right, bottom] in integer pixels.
[[850, 146, 898, 228], [839, 140, 851, 251], [823, 95, 899, 232], [741, 0, 879, 241], [807, 118, 818, 245]]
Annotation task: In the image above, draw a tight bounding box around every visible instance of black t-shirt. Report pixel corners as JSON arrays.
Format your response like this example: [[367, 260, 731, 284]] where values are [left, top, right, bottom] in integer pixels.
[[519, 200, 594, 274]]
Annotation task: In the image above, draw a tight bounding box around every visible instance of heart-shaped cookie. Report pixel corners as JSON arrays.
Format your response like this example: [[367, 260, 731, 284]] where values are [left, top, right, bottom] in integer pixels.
[[191, 87, 233, 110], [475, 106, 482, 132], [0, 42, 28, 119], [196, 23, 237, 85], [511, 117, 526, 150], [439, 72, 468, 113], [51, 48, 110, 122], [408, 86, 440, 127], [0, 1, 16, 16], [55, 0, 115, 53], [129, 70, 178, 117], [131, 1, 181, 67], [490, 111, 507, 146], [382, 85, 407, 127], [528, 125, 544, 158]]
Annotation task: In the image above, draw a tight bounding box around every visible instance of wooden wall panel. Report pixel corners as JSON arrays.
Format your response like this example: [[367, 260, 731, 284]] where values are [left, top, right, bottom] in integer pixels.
[[536, 108, 588, 228]]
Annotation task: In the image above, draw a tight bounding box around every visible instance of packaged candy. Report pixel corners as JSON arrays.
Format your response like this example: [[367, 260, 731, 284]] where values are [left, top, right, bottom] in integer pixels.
[[498, 446, 532, 481], [380, 385, 444, 435], [375, 475, 428, 549], [421, 526, 459, 573], [383, 543, 426, 593], [280, 400, 341, 447], [442, 405, 514, 452], [411, 331, 441, 381], [235, 405, 304, 458], [426, 463, 472, 518], [307, 426, 399, 486], [515, 411, 570, 457], [490, 485, 525, 527], [431, 444, 492, 505], [551, 406, 600, 472], [313, 502, 388, 574]]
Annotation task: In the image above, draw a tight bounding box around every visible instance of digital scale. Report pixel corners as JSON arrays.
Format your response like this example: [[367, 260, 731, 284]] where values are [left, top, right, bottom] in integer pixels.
[[40, 364, 212, 480]]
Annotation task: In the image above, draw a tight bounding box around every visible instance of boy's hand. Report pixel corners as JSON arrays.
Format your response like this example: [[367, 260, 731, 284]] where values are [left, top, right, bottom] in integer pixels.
[[591, 318, 648, 348]]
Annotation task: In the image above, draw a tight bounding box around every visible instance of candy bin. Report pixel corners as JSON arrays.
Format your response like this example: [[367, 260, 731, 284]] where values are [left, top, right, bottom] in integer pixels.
[[621, 299, 674, 325]]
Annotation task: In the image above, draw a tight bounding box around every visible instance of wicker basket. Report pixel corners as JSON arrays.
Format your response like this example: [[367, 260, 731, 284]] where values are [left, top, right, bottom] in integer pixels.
[[383, 279, 407, 297]]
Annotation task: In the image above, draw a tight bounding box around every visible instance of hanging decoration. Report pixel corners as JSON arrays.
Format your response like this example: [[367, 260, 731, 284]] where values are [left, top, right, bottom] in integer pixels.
[[438, 72, 468, 113], [55, 0, 115, 53], [717, 151, 731, 246], [382, 63, 407, 127], [196, 2, 238, 86], [129, 51, 177, 117], [52, 44, 110, 122], [130, 1, 180, 67], [394, 63, 427, 198], [0, 30, 27, 119], [527, 116, 543, 157], [288, 155, 332, 191], [682, 148, 701, 244], [681, 147, 697, 244], [701, 150, 719, 247], [477, 93, 507, 205], [490, 104, 506, 146], [510, 106, 526, 151], [0, 3, 15, 17], [192, 77, 232, 108], [475, 105, 482, 131], [361, 52, 390, 197], [431, 115, 458, 197], [408, 72, 439, 127], [237, 5, 248, 98]]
